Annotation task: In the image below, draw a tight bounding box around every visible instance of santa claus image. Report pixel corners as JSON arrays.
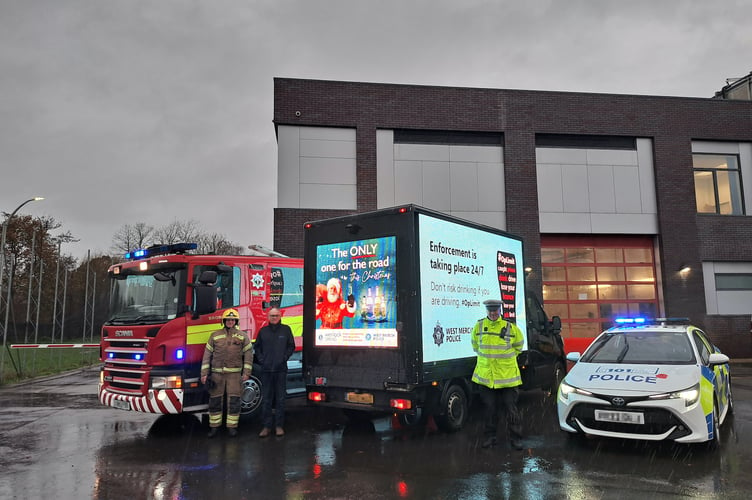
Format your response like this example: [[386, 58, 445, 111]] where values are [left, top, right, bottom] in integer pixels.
[[315, 277, 356, 328]]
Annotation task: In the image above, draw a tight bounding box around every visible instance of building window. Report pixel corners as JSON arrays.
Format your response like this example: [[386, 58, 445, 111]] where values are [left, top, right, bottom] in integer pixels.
[[693, 153, 744, 215], [541, 236, 659, 341], [715, 273, 752, 291]]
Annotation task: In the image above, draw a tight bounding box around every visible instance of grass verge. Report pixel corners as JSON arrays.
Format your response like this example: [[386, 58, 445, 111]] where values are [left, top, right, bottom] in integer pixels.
[[1, 338, 100, 385]]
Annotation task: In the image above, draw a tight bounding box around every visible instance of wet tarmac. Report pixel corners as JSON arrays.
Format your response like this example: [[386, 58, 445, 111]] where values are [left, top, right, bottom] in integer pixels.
[[2, 365, 752, 499]]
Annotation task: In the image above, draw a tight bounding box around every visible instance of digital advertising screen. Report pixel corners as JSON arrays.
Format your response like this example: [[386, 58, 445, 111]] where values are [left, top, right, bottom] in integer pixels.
[[314, 236, 398, 347], [418, 214, 527, 363]]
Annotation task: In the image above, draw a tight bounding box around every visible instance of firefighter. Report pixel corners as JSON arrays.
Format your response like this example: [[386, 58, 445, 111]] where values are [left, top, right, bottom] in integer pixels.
[[471, 299, 525, 450], [200, 308, 253, 438]]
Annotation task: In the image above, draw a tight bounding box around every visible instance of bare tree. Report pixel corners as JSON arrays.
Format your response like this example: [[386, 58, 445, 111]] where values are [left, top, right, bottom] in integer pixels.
[[111, 223, 154, 253], [197, 233, 244, 255], [112, 219, 242, 255], [152, 219, 201, 246]]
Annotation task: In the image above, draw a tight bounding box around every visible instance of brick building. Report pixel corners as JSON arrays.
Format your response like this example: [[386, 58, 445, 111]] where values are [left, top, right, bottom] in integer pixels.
[[272, 78, 752, 357]]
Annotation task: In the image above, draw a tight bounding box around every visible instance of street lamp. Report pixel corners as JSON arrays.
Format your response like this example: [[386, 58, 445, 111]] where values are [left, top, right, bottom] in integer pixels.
[[0, 197, 43, 382], [0, 197, 45, 296]]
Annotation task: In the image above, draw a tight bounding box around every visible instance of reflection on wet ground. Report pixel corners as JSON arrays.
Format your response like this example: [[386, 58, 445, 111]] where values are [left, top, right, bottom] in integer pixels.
[[2, 367, 752, 499]]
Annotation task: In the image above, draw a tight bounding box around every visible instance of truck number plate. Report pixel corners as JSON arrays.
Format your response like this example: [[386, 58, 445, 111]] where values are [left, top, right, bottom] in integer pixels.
[[112, 399, 131, 411], [594, 409, 644, 424], [345, 392, 374, 405]]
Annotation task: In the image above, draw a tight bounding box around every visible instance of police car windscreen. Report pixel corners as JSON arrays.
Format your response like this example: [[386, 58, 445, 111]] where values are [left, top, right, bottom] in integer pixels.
[[582, 331, 696, 365]]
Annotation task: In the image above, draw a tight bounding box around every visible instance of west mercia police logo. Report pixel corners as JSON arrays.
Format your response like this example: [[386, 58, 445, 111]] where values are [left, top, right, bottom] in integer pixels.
[[433, 321, 444, 347]]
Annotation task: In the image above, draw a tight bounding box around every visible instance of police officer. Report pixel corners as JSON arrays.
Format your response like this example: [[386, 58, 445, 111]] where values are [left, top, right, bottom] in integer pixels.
[[200, 308, 253, 438], [471, 298, 525, 450]]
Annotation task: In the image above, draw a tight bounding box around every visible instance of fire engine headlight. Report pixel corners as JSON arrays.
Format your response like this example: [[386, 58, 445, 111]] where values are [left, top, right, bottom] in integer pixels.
[[649, 383, 700, 407], [559, 380, 592, 401], [151, 375, 183, 390]]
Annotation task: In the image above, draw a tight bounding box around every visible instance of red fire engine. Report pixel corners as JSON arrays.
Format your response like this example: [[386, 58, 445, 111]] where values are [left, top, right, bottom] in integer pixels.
[[98, 243, 303, 417]]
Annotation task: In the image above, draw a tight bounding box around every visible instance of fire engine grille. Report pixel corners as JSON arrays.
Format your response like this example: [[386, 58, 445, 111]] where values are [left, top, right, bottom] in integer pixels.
[[103, 339, 149, 393]]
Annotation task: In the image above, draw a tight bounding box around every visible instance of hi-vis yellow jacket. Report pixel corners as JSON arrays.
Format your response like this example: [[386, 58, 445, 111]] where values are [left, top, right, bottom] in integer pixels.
[[471, 317, 524, 389]]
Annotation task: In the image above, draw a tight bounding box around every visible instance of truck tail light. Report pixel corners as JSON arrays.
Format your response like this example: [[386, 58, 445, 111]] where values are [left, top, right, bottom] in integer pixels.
[[390, 399, 412, 410], [308, 391, 326, 402]]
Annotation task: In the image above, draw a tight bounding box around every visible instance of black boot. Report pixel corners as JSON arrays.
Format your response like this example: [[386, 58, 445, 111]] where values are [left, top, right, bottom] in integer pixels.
[[207, 427, 219, 438], [227, 427, 238, 437]]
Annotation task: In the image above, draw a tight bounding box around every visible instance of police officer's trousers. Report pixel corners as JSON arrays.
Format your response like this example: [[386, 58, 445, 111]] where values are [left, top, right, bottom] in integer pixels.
[[478, 385, 522, 440]]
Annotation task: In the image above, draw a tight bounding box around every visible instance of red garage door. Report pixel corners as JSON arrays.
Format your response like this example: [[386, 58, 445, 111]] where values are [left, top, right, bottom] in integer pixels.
[[541, 235, 659, 354]]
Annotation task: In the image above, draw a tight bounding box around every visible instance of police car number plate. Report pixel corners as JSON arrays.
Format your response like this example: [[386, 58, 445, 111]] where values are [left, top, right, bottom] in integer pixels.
[[594, 409, 644, 424], [112, 399, 131, 411], [345, 392, 374, 404]]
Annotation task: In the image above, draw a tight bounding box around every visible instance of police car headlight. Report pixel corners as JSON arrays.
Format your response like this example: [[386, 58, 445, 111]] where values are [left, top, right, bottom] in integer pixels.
[[559, 381, 592, 400], [649, 383, 700, 407], [151, 375, 182, 389]]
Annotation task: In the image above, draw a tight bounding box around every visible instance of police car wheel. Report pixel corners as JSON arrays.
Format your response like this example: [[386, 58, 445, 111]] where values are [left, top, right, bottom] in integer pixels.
[[727, 377, 734, 416], [707, 400, 721, 450]]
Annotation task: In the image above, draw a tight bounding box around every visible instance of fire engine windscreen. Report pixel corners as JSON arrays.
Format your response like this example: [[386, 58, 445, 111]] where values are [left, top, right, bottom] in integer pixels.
[[109, 268, 186, 324]]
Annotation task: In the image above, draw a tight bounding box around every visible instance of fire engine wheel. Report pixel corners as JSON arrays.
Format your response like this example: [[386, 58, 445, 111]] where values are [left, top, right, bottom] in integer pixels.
[[435, 384, 468, 433], [239, 375, 263, 416]]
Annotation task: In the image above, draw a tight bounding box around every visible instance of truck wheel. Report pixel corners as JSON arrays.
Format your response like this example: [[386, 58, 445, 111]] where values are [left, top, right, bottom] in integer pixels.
[[398, 408, 428, 428], [546, 362, 565, 397], [239, 375, 263, 417], [435, 384, 468, 433]]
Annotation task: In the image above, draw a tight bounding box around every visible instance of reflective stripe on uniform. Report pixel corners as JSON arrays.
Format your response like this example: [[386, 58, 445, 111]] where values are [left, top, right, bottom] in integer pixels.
[[472, 373, 522, 386], [477, 351, 518, 359], [212, 367, 242, 373]]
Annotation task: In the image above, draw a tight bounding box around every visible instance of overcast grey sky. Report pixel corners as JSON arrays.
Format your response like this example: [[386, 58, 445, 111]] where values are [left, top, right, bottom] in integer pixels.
[[1, 0, 750, 259]]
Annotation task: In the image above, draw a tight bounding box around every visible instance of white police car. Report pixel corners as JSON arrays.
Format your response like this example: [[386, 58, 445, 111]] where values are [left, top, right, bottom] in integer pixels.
[[558, 318, 732, 447]]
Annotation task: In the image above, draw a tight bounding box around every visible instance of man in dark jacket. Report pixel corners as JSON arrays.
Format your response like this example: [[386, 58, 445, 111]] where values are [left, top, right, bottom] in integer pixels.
[[255, 307, 296, 437]]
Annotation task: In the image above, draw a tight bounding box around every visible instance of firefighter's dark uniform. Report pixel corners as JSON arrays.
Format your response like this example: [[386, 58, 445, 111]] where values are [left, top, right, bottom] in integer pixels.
[[201, 326, 253, 430]]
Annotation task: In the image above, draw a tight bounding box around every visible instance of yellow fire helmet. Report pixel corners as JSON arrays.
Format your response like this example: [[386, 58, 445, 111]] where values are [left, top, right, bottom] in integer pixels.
[[222, 309, 240, 323]]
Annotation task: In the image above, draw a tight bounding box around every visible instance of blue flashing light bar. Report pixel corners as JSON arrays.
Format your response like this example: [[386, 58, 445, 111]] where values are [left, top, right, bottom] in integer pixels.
[[614, 317, 647, 324], [614, 317, 691, 327], [176, 348, 185, 360], [124, 242, 197, 261]]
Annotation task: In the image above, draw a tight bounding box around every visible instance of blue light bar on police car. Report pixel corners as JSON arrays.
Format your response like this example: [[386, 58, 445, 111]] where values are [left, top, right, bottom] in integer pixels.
[[614, 317, 647, 324]]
